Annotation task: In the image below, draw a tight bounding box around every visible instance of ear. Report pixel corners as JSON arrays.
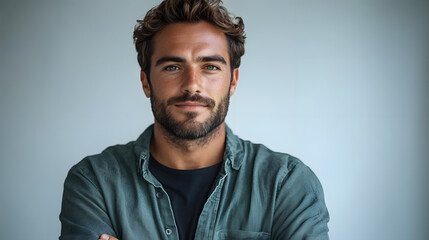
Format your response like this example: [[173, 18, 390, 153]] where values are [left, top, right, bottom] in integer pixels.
[[229, 68, 239, 97], [140, 71, 151, 98]]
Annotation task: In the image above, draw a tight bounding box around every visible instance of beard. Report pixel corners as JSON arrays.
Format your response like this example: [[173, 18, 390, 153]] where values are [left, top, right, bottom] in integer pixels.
[[150, 90, 230, 140]]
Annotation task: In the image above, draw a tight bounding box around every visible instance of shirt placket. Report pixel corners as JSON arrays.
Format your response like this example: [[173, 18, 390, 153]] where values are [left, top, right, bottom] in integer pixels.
[[193, 158, 230, 239], [140, 153, 179, 240], [154, 185, 179, 239]]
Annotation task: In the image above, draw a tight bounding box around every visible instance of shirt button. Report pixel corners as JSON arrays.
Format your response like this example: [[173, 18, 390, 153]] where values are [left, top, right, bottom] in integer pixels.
[[165, 228, 172, 235], [156, 191, 163, 198]]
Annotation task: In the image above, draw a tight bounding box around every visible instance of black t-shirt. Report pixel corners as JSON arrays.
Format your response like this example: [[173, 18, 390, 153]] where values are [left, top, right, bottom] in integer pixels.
[[149, 155, 221, 240]]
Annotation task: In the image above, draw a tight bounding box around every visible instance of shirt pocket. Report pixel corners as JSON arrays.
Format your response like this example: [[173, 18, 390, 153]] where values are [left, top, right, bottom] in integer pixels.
[[214, 229, 270, 240]]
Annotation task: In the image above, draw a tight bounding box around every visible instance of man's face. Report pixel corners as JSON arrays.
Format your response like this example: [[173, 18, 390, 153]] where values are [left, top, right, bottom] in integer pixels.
[[141, 21, 239, 139]]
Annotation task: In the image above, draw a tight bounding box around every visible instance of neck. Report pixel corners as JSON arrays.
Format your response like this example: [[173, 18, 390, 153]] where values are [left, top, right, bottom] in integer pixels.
[[150, 121, 226, 170]]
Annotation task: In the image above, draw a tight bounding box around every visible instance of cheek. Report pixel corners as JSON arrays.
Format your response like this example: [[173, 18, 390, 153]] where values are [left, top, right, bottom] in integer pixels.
[[206, 72, 231, 89], [209, 83, 231, 101], [151, 80, 180, 98]]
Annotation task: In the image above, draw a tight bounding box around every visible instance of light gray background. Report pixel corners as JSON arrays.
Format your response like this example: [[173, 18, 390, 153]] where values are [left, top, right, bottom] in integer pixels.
[[1, 0, 428, 239]]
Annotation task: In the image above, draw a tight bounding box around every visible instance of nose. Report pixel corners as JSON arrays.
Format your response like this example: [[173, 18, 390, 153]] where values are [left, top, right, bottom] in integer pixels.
[[181, 67, 202, 94]]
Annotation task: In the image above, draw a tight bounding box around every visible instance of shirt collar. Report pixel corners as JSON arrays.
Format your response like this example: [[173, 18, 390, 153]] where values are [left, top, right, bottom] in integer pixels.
[[135, 124, 245, 175]]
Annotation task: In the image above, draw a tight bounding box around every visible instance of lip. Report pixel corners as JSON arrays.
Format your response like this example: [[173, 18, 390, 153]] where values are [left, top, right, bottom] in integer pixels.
[[174, 101, 208, 110]]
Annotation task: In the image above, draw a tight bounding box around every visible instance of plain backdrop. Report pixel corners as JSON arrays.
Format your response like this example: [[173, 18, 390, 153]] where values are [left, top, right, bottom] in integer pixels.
[[1, 0, 428, 239]]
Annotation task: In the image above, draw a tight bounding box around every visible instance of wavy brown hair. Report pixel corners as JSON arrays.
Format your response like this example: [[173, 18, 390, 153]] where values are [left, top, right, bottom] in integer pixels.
[[133, 0, 246, 76]]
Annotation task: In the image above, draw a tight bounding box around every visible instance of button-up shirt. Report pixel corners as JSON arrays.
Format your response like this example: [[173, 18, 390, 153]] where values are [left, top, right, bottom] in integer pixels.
[[59, 125, 329, 239]]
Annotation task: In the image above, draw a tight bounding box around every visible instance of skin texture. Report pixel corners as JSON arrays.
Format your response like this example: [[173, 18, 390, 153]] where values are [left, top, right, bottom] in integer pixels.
[[98, 234, 118, 240], [99, 21, 239, 239]]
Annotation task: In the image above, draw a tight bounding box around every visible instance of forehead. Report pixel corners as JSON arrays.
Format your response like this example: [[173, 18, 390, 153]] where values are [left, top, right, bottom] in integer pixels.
[[151, 21, 230, 64]]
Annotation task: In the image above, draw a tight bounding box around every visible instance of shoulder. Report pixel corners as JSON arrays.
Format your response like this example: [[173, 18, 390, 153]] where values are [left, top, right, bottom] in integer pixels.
[[244, 141, 301, 170], [76, 140, 136, 168], [233, 136, 303, 175], [67, 140, 139, 187], [226, 127, 301, 173], [69, 125, 154, 178], [234, 137, 323, 193]]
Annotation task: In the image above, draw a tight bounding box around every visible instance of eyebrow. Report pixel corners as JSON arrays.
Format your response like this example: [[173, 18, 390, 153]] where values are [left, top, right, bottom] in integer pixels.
[[155, 56, 185, 66], [197, 55, 227, 65], [154, 55, 227, 67]]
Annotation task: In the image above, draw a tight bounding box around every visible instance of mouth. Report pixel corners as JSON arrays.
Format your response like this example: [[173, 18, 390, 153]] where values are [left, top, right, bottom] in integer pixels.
[[167, 93, 216, 110], [174, 101, 208, 111]]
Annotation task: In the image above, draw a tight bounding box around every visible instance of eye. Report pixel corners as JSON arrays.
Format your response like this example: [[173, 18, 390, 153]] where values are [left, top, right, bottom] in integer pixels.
[[164, 65, 180, 71], [205, 65, 220, 71]]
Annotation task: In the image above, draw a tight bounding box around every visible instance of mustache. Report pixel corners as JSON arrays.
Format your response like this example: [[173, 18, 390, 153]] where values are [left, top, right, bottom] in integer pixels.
[[167, 93, 216, 108]]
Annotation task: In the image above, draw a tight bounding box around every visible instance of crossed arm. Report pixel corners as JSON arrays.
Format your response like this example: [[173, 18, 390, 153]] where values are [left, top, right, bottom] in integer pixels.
[[61, 156, 329, 239]]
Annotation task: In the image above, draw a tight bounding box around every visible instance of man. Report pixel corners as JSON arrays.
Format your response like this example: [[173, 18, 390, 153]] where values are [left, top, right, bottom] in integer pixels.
[[59, 0, 330, 239]]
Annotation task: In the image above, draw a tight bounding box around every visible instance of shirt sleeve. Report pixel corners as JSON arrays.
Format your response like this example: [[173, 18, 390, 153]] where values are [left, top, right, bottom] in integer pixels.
[[271, 163, 330, 240], [59, 162, 117, 240]]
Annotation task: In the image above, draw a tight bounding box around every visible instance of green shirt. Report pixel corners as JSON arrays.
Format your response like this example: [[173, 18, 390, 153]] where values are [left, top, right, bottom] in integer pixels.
[[59, 125, 329, 240]]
